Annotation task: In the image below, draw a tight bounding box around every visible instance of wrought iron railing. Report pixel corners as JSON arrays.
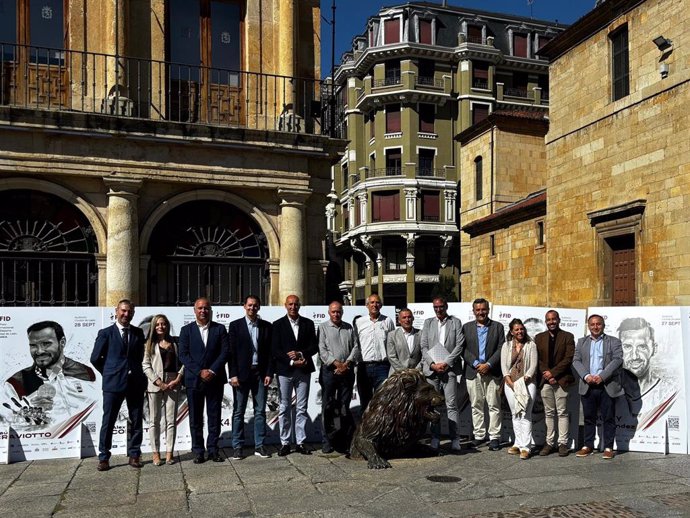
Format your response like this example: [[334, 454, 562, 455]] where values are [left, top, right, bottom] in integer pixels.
[[504, 87, 529, 98], [416, 167, 446, 179], [368, 167, 402, 178], [373, 74, 401, 88], [0, 43, 336, 136], [416, 76, 444, 88], [472, 79, 488, 90]]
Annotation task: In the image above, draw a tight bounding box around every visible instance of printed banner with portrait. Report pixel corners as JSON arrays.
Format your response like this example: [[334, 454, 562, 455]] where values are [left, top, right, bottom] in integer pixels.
[[591, 306, 686, 454]]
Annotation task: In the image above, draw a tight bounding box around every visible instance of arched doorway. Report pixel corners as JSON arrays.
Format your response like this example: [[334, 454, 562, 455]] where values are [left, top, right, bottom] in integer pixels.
[[0, 190, 98, 306], [147, 200, 268, 305]]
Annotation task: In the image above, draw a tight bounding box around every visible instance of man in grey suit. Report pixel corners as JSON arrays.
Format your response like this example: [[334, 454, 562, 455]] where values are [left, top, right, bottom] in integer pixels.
[[572, 314, 624, 460], [386, 308, 421, 372], [462, 298, 505, 451], [421, 297, 465, 452]]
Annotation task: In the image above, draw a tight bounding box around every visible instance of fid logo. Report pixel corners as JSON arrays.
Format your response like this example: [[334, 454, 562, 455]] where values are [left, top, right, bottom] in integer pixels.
[[0, 316, 10, 321]]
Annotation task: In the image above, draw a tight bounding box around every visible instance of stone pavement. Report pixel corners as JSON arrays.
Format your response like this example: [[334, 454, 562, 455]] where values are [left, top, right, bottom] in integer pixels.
[[3, 443, 690, 518]]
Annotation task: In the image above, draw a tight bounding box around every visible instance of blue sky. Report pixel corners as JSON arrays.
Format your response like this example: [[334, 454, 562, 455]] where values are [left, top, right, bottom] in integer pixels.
[[320, 0, 597, 76]]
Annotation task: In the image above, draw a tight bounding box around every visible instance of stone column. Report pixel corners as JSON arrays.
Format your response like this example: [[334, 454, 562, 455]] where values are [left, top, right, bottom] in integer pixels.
[[279, 0, 295, 111], [278, 189, 310, 302], [104, 178, 141, 306]]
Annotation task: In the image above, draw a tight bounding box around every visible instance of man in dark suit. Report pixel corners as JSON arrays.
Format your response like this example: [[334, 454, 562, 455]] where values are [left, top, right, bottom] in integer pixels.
[[271, 294, 318, 456], [178, 297, 230, 464], [462, 298, 505, 451], [572, 314, 623, 460], [386, 308, 421, 372], [535, 310, 575, 457], [90, 299, 147, 471], [228, 295, 273, 460]]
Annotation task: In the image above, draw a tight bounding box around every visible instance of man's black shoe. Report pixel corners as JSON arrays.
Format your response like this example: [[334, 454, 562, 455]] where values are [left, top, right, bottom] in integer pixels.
[[470, 438, 487, 448], [232, 447, 244, 460], [296, 444, 311, 455], [254, 446, 270, 458], [193, 455, 206, 464], [488, 439, 501, 451], [211, 452, 225, 462], [278, 444, 291, 456], [321, 445, 335, 454]]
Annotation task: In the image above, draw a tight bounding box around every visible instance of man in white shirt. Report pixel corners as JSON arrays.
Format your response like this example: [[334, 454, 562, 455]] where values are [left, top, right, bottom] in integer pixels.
[[353, 294, 394, 412]]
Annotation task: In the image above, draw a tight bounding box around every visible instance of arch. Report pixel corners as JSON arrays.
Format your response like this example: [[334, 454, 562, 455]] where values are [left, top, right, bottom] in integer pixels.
[[140, 189, 279, 261], [0, 177, 107, 254]]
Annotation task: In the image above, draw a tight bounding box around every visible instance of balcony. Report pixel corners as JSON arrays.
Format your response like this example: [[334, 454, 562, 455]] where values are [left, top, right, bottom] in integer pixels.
[[416, 167, 446, 179], [368, 167, 402, 178], [0, 43, 334, 136], [415, 76, 444, 89], [373, 74, 401, 88]]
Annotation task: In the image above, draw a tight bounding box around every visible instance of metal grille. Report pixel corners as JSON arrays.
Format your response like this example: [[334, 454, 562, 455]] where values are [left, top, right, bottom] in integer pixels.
[[0, 254, 96, 306], [148, 259, 266, 306]]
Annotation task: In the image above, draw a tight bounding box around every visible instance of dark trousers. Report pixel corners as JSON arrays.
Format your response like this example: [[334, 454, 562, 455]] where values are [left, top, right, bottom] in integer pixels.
[[98, 384, 144, 461], [320, 365, 355, 450], [187, 381, 224, 456], [231, 371, 268, 449], [356, 361, 389, 412], [582, 385, 617, 449]]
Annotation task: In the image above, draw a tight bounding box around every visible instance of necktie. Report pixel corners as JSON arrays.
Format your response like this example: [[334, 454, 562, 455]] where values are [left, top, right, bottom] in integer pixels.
[[123, 327, 129, 350]]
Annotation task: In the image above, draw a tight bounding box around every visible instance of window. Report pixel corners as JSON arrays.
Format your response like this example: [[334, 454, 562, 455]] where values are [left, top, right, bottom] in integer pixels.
[[369, 111, 375, 139], [418, 103, 435, 133], [475, 156, 483, 200], [419, 19, 433, 44], [382, 238, 406, 272], [354, 199, 361, 227], [385, 149, 402, 176], [417, 59, 435, 85], [369, 25, 376, 47], [611, 25, 629, 101], [341, 162, 349, 191], [372, 191, 400, 222], [472, 61, 489, 89], [0, 0, 66, 62], [536, 220, 545, 247], [384, 17, 400, 44], [513, 33, 528, 57], [536, 35, 552, 58], [467, 24, 483, 44], [385, 59, 401, 85], [490, 234, 496, 256], [418, 149, 435, 176], [385, 104, 401, 133], [472, 103, 490, 125], [343, 202, 349, 229], [421, 191, 440, 222]]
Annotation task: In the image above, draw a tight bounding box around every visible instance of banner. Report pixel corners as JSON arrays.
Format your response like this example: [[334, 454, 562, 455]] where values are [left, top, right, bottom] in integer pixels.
[[0, 308, 102, 462], [590, 306, 686, 454]]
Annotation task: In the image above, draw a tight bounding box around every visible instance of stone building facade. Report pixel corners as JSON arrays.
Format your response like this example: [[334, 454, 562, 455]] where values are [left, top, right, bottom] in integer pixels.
[[458, 112, 548, 305], [0, 0, 344, 307], [328, 2, 564, 307], [541, 0, 690, 306]]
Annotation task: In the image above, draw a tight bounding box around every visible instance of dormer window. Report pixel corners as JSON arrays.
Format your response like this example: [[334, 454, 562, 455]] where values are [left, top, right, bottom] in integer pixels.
[[467, 24, 483, 44], [416, 16, 435, 44], [513, 32, 528, 57], [383, 17, 401, 44]]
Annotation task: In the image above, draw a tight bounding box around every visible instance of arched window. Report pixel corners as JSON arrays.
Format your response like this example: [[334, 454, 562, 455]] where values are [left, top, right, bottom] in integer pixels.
[[0, 190, 98, 306], [147, 200, 268, 306], [475, 156, 483, 201]]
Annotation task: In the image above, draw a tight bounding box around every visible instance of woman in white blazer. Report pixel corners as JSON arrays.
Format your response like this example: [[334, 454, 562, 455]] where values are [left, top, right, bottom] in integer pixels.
[[142, 314, 184, 465], [501, 318, 538, 460]]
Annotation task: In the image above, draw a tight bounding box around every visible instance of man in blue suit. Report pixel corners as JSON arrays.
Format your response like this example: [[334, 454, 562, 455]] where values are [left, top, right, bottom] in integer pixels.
[[271, 294, 318, 456], [91, 299, 147, 471], [228, 295, 273, 460], [572, 314, 624, 460], [178, 297, 230, 464]]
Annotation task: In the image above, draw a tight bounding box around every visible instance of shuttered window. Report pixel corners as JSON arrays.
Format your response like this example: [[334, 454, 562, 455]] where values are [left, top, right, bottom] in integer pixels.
[[384, 18, 400, 44]]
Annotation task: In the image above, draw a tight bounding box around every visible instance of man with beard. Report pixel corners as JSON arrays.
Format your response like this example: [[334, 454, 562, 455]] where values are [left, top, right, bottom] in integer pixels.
[[3, 321, 97, 426]]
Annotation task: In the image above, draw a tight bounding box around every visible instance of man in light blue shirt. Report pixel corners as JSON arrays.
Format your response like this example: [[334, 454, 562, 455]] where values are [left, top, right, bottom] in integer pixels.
[[572, 314, 624, 460]]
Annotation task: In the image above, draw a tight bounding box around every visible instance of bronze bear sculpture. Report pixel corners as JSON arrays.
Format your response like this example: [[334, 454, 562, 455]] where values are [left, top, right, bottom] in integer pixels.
[[350, 369, 444, 469]]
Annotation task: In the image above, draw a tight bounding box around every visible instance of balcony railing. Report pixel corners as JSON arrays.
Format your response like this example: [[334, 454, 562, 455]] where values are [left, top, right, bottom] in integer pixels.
[[415, 76, 444, 88], [0, 43, 336, 136], [504, 87, 529, 98], [368, 167, 402, 178], [373, 75, 401, 88], [416, 167, 445, 179], [472, 79, 489, 90]]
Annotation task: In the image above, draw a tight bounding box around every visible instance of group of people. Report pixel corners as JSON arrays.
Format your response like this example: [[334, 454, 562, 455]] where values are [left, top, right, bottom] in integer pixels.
[[87, 293, 636, 471]]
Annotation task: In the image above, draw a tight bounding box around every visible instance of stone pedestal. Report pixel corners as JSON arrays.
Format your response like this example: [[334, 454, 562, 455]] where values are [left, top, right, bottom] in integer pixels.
[[104, 178, 141, 306], [278, 189, 310, 302]]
